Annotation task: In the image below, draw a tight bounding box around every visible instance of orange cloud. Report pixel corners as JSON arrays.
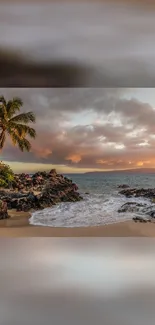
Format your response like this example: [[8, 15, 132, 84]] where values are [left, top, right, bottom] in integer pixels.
[[66, 154, 81, 163]]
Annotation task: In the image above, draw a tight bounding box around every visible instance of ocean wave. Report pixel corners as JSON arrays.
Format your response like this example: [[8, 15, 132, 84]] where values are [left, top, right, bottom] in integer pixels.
[[29, 192, 151, 227]]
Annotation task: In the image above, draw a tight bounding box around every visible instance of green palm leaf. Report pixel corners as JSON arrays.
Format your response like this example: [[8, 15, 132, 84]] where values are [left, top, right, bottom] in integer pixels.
[[0, 95, 36, 152], [0, 96, 7, 119], [10, 112, 36, 123], [8, 122, 36, 138], [17, 138, 31, 152], [6, 97, 23, 118]]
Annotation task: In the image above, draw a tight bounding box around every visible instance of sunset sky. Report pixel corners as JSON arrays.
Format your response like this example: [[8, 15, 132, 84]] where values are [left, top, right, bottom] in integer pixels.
[[1, 88, 155, 174]]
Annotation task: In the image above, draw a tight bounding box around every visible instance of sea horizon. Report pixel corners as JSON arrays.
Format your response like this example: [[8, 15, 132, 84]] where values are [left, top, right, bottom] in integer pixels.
[[15, 168, 155, 176]]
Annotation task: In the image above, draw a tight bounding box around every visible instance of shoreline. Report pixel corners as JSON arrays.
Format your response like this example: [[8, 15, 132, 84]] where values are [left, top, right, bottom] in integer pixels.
[[0, 210, 155, 237]]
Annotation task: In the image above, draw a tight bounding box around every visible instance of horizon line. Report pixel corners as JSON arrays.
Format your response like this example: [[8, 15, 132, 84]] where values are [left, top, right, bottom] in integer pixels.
[[13, 167, 155, 175]]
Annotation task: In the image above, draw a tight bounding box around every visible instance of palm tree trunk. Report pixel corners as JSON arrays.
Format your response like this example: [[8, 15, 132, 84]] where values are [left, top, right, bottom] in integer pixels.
[[0, 129, 5, 149]]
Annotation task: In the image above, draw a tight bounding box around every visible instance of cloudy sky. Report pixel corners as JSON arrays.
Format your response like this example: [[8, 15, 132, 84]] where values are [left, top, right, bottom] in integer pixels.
[[1, 88, 155, 173]]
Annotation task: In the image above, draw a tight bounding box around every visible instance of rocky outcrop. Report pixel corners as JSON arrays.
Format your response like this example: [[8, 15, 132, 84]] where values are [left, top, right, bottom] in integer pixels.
[[117, 184, 130, 189], [118, 201, 155, 223], [0, 170, 83, 213], [119, 188, 155, 199], [133, 216, 150, 223], [118, 202, 147, 213], [0, 199, 8, 219], [118, 187, 155, 223]]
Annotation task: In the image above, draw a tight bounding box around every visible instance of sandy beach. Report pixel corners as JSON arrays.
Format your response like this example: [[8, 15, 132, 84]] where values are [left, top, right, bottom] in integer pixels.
[[0, 210, 155, 237]]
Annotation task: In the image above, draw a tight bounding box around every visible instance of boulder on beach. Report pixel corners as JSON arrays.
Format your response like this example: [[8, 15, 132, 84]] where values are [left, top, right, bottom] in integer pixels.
[[133, 216, 150, 223], [118, 194, 155, 223], [118, 202, 146, 213], [0, 199, 9, 219]]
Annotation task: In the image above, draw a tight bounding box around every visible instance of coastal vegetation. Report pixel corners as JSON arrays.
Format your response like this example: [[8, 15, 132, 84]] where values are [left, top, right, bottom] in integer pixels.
[[0, 95, 36, 188], [0, 96, 82, 220], [0, 95, 36, 152], [0, 161, 14, 188]]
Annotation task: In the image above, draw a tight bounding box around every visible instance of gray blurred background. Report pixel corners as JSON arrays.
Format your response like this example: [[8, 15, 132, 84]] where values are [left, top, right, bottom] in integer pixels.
[[0, 238, 155, 325], [1, 1, 155, 86]]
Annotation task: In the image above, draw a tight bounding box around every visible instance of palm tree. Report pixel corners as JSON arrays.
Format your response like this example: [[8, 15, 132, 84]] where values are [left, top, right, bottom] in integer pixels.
[[0, 96, 36, 152]]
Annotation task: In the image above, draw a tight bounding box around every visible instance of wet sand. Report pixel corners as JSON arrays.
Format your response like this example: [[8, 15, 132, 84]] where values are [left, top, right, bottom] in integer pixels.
[[0, 210, 155, 237]]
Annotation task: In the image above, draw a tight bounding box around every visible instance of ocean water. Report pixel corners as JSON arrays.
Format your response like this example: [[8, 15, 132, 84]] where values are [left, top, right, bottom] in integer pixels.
[[29, 173, 155, 227]]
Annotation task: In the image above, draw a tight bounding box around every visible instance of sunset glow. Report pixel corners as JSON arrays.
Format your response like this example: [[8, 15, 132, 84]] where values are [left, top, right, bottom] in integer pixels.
[[1, 88, 155, 174]]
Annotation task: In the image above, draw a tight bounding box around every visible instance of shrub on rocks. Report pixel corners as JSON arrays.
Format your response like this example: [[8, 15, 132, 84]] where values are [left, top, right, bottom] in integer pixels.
[[0, 162, 14, 188]]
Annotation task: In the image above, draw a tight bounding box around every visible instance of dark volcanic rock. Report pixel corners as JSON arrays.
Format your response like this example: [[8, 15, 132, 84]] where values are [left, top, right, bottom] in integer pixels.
[[0, 170, 83, 212], [118, 202, 147, 213], [119, 188, 155, 199], [133, 216, 150, 223], [148, 210, 155, 218], [118, 198, 155, 223], [118, 184, 130, 189], [0, 200, 8, 219]]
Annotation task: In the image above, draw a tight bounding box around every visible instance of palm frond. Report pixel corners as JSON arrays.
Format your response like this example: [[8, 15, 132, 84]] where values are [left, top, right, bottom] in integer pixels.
[[17, 138, 31, 152], [9, 131, 31, 152], [0, 96, 7, 120], [9, 111, 36, 124], [11, 134, 17, 146], [7, 123, 25, 138], [7, 122, 36, 139], [0, 96, 36, 153], [0, 96, 6, 107], [6, 97, 23, 118]]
